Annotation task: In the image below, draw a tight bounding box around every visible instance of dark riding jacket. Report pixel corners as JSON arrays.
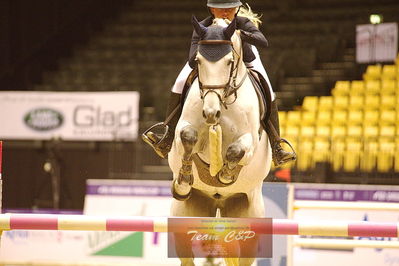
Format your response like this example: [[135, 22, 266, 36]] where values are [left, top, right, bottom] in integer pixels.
[[188, 16, 268, 68]]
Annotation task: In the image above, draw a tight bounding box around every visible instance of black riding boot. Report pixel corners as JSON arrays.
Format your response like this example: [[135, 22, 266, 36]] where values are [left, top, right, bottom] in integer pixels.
[[253, 70, 296, 166], [142, 92, 182, 158], [264, 100, 297, 167]]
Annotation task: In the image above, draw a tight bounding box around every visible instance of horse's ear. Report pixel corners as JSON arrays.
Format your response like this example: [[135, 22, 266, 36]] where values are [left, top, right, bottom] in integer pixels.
[[223, 17, 237, 40], [192, 15, 207, 38]]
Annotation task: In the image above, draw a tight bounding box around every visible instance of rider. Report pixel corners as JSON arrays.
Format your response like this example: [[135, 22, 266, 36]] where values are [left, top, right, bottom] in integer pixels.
[[143, 0, 296, 167]]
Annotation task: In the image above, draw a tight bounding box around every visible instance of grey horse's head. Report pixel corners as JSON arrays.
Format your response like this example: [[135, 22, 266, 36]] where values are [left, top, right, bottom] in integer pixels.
[[192, 16, 237, 62]]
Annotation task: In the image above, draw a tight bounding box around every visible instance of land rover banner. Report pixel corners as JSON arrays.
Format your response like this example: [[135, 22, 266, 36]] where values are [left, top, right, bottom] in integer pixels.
[[0, 91, 139, 141]]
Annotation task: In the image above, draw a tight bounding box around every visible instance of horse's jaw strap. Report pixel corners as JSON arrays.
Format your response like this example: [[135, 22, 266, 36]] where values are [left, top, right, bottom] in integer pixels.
[[198, 40, 232, 45]]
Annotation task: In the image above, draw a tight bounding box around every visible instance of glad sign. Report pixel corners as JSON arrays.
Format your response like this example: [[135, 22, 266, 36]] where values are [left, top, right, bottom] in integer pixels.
[[0, 91, 139, 141]]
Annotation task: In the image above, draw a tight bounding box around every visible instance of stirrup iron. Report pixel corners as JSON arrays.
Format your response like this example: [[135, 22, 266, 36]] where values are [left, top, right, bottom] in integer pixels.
[[274, 138, 297, 165], [142, 122, 170, 158]]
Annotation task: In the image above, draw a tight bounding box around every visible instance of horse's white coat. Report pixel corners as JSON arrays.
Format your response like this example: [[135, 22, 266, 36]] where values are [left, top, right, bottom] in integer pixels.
[[169, 18, 271, 203], [168, 19, 272, 265]]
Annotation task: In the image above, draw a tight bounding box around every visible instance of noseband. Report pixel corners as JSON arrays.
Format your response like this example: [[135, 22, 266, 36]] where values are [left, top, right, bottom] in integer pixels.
[[197, 39, 248, 109]]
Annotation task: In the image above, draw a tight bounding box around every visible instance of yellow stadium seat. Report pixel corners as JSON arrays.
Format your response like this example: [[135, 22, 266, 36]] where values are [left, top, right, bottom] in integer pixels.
[[302, 96, 319, 112], [362, 140, 378, 172], [377, 140, 395, 172], [395, 139, 399, 172], [348, 110, 363, 124], [332, 81, 350, 96], [317, 110, 332, 124], [380, 95, 396, 109], [332, 110, 347, 124], [343, 141, 362, 172], [331, 140, 345, 171], [302, 111, 316, 125], [316, 125, 331, 139], [381, 65, 397, 80], [296, 140, 314, 171], [313, 139, 331, 163], [278, 111, 287, 122], [280, 124, 286, 137], [380, 125, 396, 138], [351, 80, 365, 95], [318, 96, 333, 110], [363, 110, 379, 125], [334, 95, 349, 109], [380, 110, 396, 125], [286, 111, 301, 125], [381, 79, 397, 94], [347, 125, 363, 139], [363, 125, 379, 139], [363, 64, 382, 80], [279, 111, 287, 129], [349, 95, 364, 109], [331, 125, 347, 139], [365, 80, 381, 94], [285, 125, 300, 139], [364, 95, 380, 109], [300, 125, 315, 138]]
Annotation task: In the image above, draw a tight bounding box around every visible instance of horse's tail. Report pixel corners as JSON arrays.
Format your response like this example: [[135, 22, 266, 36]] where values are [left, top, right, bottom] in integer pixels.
[[216, 208, 240, 266], [238, 3, 262, 29]]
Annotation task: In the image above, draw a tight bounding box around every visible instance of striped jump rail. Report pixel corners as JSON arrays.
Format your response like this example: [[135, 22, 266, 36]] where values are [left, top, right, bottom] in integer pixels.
[[0, 214, 398, 238]]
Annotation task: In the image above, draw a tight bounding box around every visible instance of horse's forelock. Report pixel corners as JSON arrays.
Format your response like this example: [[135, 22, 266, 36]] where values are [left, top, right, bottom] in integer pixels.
[[213, 18, 230, 27]]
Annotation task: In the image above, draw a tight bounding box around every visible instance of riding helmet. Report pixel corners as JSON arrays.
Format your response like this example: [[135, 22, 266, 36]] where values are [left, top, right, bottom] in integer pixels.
[[207, 0, 242, 8]]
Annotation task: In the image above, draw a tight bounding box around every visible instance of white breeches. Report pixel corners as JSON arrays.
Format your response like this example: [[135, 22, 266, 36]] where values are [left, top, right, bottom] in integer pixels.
[[171, 46, 275, 101]]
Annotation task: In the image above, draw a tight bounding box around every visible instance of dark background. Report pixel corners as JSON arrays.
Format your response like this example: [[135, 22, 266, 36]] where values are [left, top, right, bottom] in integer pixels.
[[1, 0, 399, 211]]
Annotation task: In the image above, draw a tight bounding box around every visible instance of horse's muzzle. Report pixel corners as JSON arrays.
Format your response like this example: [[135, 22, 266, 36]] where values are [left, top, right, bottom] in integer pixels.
[[203, 108, 221, 125]]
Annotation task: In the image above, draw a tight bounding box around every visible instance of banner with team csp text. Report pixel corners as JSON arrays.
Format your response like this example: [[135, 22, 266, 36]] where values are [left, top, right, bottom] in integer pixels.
[[0, 91, 139, 141]]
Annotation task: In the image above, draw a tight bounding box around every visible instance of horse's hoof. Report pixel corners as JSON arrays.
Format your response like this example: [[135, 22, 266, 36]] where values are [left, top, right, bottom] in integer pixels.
[[217, 168, 237, 185], [218, 175, 235, 185], [172, 179, 192, 201]]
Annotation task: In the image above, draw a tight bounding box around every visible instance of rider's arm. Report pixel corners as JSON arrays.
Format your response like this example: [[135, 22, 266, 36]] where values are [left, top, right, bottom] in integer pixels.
[[236, 16, 268, 48], [188, 31, 200, 68]]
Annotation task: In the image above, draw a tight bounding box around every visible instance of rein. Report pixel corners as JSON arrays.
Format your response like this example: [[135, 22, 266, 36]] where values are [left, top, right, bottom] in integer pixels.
[[197, 37, 247, 109]]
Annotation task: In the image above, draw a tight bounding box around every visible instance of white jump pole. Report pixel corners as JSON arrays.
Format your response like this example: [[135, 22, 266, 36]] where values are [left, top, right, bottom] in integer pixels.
[[0, 214, 398, 238]]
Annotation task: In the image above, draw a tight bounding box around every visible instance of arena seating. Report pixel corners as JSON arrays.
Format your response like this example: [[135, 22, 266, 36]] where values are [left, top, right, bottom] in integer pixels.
[[280, 58, 399, 175], [25, 0, 399, 181]]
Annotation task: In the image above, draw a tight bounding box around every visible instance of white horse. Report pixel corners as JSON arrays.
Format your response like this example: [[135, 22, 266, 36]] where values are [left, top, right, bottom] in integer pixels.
[[168, 17, 272, 266]]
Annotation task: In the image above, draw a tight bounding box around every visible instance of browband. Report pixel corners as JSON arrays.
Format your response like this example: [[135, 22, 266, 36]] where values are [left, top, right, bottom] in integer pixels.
[[198, 40, 232, 45]]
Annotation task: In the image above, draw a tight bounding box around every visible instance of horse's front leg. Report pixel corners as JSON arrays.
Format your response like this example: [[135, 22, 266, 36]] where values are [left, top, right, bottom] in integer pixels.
[[218, 133, 253, 185], [172, 125, 198, 201]]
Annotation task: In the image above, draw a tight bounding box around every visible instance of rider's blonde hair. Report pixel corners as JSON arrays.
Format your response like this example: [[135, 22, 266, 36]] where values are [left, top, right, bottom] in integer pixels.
[[238, 3, 262, 28]]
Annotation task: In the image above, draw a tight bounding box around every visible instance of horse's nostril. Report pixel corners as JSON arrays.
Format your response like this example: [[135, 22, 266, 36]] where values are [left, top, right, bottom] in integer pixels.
[[216, 110, 221, 119]]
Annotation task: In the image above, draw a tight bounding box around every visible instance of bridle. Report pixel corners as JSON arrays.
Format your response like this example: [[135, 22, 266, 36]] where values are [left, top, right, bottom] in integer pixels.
[[197, 38, 248, 109]]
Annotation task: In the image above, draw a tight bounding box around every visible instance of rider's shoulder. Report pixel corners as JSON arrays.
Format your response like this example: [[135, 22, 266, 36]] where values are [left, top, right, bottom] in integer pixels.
[[235, 16, 253, 26]]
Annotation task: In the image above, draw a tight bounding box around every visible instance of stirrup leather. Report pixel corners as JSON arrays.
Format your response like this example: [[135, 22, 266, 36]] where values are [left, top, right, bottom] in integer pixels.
[[142, 122, 170, 158]]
